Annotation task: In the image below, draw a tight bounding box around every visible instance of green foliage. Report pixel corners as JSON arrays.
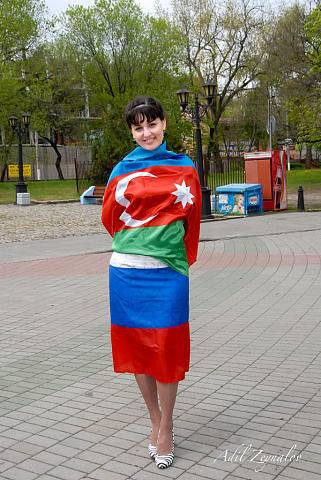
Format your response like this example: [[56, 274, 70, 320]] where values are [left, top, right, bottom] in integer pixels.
[[260, 3, 320, 152], [288, 93, 321, 148], [64, 0, 184, 99], [0, 0, 46, 145], [283, 5, 321, 148], [0, 0, 44, 62], [24, 40, 86, 140], [0, 64, 24, 125], [305, 5, 321, 73]]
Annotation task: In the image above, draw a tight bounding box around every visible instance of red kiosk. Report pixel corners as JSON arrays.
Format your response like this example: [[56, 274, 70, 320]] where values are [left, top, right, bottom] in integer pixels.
[[244, 150, 287, 211]]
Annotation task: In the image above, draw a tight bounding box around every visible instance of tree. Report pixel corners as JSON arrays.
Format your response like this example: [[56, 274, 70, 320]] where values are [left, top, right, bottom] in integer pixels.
[[63, 0, 188, 178], [171, 0, 267, 161], [0, 0, 45, 180], [24, 40, 88, 179], [263, 3, 321, 164]]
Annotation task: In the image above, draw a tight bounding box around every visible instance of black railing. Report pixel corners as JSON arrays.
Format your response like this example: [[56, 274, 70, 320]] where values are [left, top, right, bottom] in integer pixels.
[[74, 157, 92, 194], [206, 156, 245, 193]]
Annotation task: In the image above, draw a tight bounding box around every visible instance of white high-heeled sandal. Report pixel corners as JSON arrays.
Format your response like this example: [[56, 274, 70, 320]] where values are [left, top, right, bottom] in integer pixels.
[[148, 428, 157, 459], [155, 431, 175, 469], [148, 443, 157, 459]]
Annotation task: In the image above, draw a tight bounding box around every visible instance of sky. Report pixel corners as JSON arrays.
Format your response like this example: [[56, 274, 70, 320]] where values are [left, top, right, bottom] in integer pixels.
[[45, 0, 171, 15]]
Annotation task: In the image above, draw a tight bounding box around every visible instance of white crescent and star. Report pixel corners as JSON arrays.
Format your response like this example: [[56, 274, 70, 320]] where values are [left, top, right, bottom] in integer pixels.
[[115, 172, 194, 227]]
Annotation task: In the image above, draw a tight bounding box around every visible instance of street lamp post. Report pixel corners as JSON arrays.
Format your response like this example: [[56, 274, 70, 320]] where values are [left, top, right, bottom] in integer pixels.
[[177, 82, 214, 218], [9, 113, 31, 203]]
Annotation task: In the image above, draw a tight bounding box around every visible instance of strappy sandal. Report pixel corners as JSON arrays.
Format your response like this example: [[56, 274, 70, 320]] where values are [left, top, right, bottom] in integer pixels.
[[155, 431, 175, 469]]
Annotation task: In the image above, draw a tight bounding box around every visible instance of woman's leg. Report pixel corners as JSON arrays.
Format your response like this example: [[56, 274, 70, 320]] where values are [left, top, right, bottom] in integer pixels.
[[134, 374, 161, 445], [156, 380, 178, 455]]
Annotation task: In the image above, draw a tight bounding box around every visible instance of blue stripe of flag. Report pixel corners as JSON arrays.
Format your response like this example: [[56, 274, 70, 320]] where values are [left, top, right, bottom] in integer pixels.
[[108, 157, 195, 183], [109, 265, 189, 328]]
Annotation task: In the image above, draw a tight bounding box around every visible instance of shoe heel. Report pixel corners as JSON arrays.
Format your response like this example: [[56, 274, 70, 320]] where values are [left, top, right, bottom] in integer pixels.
[[155, 430, 174, 469]]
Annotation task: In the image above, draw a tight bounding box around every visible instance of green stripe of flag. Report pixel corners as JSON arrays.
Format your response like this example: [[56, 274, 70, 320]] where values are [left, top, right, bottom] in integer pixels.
[[112, 221, 188, 276]]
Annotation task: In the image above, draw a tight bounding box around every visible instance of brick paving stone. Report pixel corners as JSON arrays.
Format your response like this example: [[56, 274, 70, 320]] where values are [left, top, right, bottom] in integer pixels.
[[77, 450, 113, 465], [49, 465, 86, 480], [132, 470, 181, 480], [0, 450, 28, 464], [89, 443, 123, 458], [187, 464, 229, 479], [17, 459, 53, 474], [101, 459, 141, 476], [230, 466, 274, 479], [33, 476, 64, 480], [46, 444, 81, 458], [1, 467, 38, 480], [277, 466, 321, 479], [141, 463, 185, 478], [14, 423, 45, 435], [62, 458, 100, 474], [32, 451, 66, 466], [23, 435, 58, 448], [0, 462, 14, 473], [0, 438, 18, 449], [9, 442, 44, 456], [89, 469, 128, 480], [59, 437, 94, 451]]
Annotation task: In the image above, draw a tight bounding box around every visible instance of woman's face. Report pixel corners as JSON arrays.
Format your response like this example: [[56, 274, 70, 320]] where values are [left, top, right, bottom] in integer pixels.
[[131, 117, 166, 151]]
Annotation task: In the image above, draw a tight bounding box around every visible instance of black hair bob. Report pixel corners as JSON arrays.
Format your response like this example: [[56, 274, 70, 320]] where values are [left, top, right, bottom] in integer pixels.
[[125, 96, 166, 128]]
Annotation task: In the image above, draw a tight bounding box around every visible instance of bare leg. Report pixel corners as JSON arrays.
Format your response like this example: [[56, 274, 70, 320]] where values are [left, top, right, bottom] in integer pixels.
[[134, 374, 161, 445], [156, 380, 178, 455]]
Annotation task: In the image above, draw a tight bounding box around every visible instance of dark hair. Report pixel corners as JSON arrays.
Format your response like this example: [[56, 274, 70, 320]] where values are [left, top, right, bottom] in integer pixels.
[[125, 96, 165, 128]]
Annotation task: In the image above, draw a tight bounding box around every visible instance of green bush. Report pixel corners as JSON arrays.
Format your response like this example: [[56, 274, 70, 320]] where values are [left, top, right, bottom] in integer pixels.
[[290, 162, 305, 169]]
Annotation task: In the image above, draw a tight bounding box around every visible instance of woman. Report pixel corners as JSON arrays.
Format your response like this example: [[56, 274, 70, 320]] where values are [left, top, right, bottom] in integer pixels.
[[101, 96, 201, 469]]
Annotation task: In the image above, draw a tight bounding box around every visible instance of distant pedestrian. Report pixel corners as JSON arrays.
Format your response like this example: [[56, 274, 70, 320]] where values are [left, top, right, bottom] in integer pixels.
[[101, 95, 201, 469]]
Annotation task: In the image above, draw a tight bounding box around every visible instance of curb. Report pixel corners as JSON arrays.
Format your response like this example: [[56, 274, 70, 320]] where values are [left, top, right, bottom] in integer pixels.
[[31, 199, 80, 205]]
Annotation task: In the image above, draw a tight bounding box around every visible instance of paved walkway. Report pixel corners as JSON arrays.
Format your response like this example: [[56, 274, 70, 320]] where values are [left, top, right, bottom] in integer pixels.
[[0, 211, 321, 480]]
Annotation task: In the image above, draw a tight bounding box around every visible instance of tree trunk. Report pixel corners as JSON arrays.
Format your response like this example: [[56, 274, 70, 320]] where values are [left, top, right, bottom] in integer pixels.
[[0, 164, 8, 182], [41, 136, 64, 180], [0, 142, 11, 182], [305, 145, 312, 169]]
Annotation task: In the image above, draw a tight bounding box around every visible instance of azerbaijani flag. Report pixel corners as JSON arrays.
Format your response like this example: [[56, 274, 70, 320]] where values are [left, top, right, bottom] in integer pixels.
[[101, 142, 201, 382]]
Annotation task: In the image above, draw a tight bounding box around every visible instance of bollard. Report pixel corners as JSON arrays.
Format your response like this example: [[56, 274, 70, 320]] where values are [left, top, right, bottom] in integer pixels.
[[297, 185, 305, 211]]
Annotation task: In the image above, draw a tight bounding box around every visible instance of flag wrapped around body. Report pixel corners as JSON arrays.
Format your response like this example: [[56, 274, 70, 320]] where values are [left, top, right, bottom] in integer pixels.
[[102, 142, 201, 382]]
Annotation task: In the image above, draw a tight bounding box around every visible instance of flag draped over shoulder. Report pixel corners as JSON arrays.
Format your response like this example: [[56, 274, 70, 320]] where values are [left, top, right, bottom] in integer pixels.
[[101, 142, 201, 276]]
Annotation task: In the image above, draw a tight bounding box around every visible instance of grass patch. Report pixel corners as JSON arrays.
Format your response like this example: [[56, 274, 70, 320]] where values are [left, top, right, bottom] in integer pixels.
[[287, 169, 321, 192], [0, 179, 81, 204]]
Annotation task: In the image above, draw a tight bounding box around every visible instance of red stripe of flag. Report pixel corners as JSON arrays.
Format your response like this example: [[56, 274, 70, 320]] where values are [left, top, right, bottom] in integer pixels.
[[103, 165, 201, 232]]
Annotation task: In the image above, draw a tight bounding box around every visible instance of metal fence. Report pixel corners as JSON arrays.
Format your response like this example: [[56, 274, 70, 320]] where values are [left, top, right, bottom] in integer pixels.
[[0, 144, 92, 181], [206, 156, 245, 193]]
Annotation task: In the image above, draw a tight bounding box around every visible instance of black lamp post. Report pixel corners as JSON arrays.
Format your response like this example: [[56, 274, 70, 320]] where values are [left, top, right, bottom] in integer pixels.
[[177, 82, 215, 218], [9, 113, 31, 202]]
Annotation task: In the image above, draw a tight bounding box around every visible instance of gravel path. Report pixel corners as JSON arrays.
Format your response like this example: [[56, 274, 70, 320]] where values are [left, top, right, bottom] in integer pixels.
[[0, 203, 105, 244]]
